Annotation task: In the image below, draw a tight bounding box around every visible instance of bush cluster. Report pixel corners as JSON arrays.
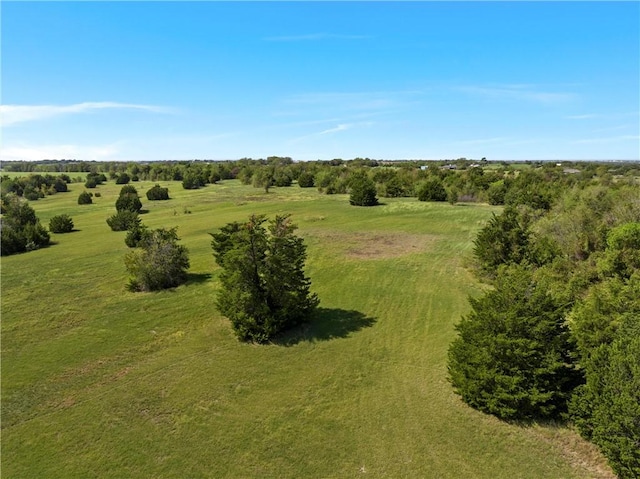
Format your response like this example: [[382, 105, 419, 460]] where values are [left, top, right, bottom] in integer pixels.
[[49, 214, 74, 233]]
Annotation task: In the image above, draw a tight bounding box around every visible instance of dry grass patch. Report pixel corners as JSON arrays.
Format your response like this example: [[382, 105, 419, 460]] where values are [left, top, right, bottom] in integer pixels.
[[307, 230, 438, 260]]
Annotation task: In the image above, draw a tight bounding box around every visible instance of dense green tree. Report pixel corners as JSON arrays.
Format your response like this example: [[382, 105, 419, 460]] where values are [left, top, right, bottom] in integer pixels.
[[77, 191, 93, 205], [348, 174, 378, 206], [473, 207, 531, 276], [0, 195, 50, 255], [417, 177, 447, 202], [115, 193, 142, 213], [211, 214, 319, 342], [124, 227, 190, 291], [448, 265, 581, 420], [115, 172, 131, 184], [107, 210, 141, 231], [49, 214, 74, 233], [297, 172, 315, 188], [146, 184, 170, 201], [571, 309, 640, 478]]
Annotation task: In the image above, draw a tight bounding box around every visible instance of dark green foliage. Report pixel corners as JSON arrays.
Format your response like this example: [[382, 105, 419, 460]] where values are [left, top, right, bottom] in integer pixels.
[[124, 224, 149, 248], [487, 181, 507, 205], [182, 170, 205, 190], [0, 195, 50, 255], [78, 191, 93, 205], [473, 207, 530, 276], [297, 172, 315, 188], [417, 177, 447, 202], [448, 265, 581, 420], [106, 210, 141, 231], [598, 222, 640, 279], [118, 185, 138, 197], [53, 178, 68, 192], [348, 174, 378, 206], [146, 184, 170, 201], [124, 227, 190, 291], [211, 214, 319, 343], [115, 173, 130, 184], [570, 309, 640, 478], [49, 214, 74, 233], [115, 193, 142, 213], [84, 177, 98, 188]]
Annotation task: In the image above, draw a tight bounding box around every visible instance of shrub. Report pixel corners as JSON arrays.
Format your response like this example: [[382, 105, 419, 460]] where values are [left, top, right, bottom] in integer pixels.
[[115, 173, 131, 184], [78, 191, 93, 205], [84, 177, 98, 188], [417, 177, 447, 202], [49, 214, 74, 233], [118, 185, 138, 197], [297, 172, 315, 188], [125, 227, 190, 291], [53, 178, 68, 193], [124, 224, 149, 248], [349, 174, 378, 207], [0, 195, 50, 255], [115, 193, 142, 213], [146, 184, 170, 201], [107, 210, 141, 231]]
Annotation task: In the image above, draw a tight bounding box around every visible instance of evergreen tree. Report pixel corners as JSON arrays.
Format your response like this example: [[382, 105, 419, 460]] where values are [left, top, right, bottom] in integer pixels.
[[211, 214, 319, 342], [448, 265, 581, 420], [348, 174, 378, 206]]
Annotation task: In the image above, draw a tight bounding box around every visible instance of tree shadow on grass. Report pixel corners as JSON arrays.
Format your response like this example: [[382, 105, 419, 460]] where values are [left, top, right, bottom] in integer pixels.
[[274, 308, 376, 346], [185, 272, 212, 285]]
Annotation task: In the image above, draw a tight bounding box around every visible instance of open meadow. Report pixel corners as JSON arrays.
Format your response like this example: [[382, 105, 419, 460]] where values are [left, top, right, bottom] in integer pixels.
[[1, 180, 612, 478]]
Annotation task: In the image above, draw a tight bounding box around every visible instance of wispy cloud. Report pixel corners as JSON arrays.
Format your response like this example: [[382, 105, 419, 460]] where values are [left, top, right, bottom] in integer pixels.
[[264, 33, 371, 42], [288, 121, 373, 144], [456, 85, 576, 104], [1, 102, 172, 126], [285, 90, 423, 114], [565, 114, 598, 120]]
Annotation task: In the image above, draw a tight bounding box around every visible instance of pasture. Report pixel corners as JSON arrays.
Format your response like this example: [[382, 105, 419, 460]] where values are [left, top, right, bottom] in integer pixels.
[[1, 180, 612, 478]]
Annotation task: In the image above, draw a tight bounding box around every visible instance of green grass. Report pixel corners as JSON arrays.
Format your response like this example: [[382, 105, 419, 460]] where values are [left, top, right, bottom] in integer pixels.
[[1, 180, 612, 478]]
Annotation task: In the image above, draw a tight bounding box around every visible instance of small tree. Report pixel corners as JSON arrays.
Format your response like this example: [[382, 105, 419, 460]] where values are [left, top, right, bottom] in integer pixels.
[[49, 214, 74, 233], [349, 174, 378, 206], [417, 177, 447, 202], [115, 193, 142, 213], [124, 227, 190, 291], [0, 195, 50, 255], [297, 172, 315, 188], [448, 265, 581, 420], [146, 184, 170, 201], [78, 191, 93, 205], [107, 210, 141, 231], [211, 214, 319, 342], [115, 173, 131, 184]]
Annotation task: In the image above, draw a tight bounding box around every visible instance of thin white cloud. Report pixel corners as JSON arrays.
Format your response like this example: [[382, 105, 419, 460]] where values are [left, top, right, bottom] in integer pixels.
[[1, 102, 171, 126], [264, 33, 371, 42], [457, 85, 576, 104], [565, 114, 598, 120], [318, 123, 353, 135]]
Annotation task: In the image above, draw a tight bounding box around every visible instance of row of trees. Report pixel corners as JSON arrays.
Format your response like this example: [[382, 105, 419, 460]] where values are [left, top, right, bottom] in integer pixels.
[[448, 181, 640, 477]]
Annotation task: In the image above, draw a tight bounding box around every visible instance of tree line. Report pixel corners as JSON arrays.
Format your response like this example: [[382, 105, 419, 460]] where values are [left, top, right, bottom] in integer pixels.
[[448, 179, 640, 477]]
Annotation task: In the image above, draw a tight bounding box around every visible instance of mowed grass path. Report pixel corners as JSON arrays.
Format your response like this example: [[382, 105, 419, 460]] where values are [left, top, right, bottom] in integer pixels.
[[2, 180, 611, 478]]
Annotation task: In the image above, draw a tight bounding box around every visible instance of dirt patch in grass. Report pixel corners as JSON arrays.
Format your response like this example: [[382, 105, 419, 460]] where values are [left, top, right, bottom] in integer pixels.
[[308, 230, 437, 260]]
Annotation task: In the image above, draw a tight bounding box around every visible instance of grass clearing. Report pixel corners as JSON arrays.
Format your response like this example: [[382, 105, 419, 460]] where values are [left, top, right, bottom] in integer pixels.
[[1, 180, 613, 478]]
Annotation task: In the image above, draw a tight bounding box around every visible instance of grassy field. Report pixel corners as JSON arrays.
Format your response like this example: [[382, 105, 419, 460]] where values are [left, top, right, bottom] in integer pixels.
[[1, 180, 612, 478]]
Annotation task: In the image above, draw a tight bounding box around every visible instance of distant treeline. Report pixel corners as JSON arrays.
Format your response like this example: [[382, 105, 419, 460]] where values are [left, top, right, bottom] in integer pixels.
[[2, 158, 639, 207]]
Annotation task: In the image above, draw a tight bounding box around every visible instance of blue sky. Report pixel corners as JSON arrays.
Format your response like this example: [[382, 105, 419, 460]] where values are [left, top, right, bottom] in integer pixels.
[[2, 1, 638, 162]]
